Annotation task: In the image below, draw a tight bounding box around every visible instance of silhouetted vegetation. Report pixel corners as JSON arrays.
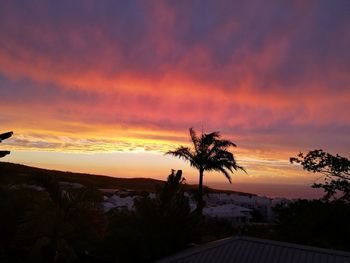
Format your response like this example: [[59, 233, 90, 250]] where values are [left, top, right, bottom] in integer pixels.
[[2, 148, 350, 262], [99, 170, 201, 262], [0, 131, 13, 158], [1, 166, 242, 262], [241, 150, 350, 251], [291, 149, 350, 202], [167, 128, 245, 213], [237, 199, 350, 252], [0, 173, 106, 262], [274, 200, 350, 251]]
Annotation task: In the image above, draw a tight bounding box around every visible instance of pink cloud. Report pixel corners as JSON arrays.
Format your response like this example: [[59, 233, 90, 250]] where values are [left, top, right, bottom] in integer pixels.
[[0, 0, 349, 158]]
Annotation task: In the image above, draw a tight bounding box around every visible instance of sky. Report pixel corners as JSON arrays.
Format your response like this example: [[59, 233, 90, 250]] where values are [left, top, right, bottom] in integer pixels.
[[1, 1, 349, 198]]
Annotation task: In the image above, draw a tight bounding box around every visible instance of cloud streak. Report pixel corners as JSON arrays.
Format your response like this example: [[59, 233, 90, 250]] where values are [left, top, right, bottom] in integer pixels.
[[0, 0, 349, 170]]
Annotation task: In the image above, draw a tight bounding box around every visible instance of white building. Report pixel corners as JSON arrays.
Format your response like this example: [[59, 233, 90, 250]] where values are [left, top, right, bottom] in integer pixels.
[[203, 204, 252, 223], [102, 195, 135, 212]]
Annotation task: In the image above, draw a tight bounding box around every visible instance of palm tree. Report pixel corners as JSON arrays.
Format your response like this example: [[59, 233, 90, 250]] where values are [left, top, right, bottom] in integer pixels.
[[166, 128, 245, 213]]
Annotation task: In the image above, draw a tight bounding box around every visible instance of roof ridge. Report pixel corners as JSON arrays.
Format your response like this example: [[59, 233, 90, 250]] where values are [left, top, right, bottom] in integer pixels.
[[236, 236, 350, 257], [155, 237, 237, 262], [156, 236, 350, 262]]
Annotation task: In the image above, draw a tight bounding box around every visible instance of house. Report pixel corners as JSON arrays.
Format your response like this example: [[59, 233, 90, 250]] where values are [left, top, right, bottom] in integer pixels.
[[203, 204, 252, 223], [102, 195, 135, 212], [204, 193, 275, 222]]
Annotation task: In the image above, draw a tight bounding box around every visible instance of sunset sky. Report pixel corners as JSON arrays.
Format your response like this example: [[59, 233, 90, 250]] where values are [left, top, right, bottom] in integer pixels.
[[1, 1, 349, 197]]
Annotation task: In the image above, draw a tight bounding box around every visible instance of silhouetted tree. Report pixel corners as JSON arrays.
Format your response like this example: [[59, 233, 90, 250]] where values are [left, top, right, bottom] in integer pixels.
[[166, 128, 245, 213], [17, 173, 106, 262], [274, 199, 350, 251], [103, 170, 200, 262], [152, 169, 189, 217], [0, 131, 13, 158], [291, 149, 350, 202], [134, 169, 199, 261], [0, 186, 40, 262]]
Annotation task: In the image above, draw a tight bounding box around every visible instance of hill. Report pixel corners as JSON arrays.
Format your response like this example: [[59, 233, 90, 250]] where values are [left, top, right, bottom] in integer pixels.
[[0, 161, 254, 195]]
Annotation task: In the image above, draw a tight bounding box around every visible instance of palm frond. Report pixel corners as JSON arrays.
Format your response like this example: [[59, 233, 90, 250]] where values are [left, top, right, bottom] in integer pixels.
[[200, 131, 220, 149], [214, 166, 232, 183], [214, 139, 236, 148], [167, 128, 246, 211], [166, 147, 198, 168], [189, 128, 200, 153], [236, 165, 247, 174]]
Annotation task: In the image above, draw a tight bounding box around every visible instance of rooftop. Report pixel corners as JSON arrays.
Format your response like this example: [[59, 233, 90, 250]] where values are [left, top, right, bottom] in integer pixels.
[[156, 236, 350, 263]]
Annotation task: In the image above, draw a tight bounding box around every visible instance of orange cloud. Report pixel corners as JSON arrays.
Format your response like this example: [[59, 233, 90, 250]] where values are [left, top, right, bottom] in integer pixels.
[[1, 1, 349, 189]]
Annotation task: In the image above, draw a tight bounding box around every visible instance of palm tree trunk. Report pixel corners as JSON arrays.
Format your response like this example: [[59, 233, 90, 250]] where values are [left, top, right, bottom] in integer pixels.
[[197, 168, 204, 214]]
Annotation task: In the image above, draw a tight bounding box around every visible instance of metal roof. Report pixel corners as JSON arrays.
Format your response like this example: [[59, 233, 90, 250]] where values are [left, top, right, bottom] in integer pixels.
[[156, 236, 350, 263]]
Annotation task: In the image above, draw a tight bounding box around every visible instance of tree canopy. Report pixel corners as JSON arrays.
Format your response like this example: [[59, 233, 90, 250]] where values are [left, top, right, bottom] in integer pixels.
[[166, 128, 245, 213], [291, 149, 350, 202]]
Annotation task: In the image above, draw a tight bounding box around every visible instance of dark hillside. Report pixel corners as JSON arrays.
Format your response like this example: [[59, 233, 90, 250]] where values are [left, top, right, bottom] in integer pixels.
[[0, 162, 254, 195]]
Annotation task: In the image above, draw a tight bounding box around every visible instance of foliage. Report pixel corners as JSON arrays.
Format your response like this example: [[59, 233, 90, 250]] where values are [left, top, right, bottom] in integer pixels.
[[238, 200, 350, 252], [0, 187, 41, 262], [135, 170, 201, 254], [291, 149, 350, 202], [250, 209, 265, 223], [0, 131, 13, 158], [273, 200, 350, 251], [0, 173, 106, 263], [199, 217, 237, 243], [100, 170, 201, 262], [167, 128, 245, 212], [1, 167, 253, 262]]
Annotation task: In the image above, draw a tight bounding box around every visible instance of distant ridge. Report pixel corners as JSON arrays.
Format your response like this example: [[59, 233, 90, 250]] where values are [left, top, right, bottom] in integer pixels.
[[0, 161, 164, 191], [0, 162, 254, 195], [0, 162, 254, 196]]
